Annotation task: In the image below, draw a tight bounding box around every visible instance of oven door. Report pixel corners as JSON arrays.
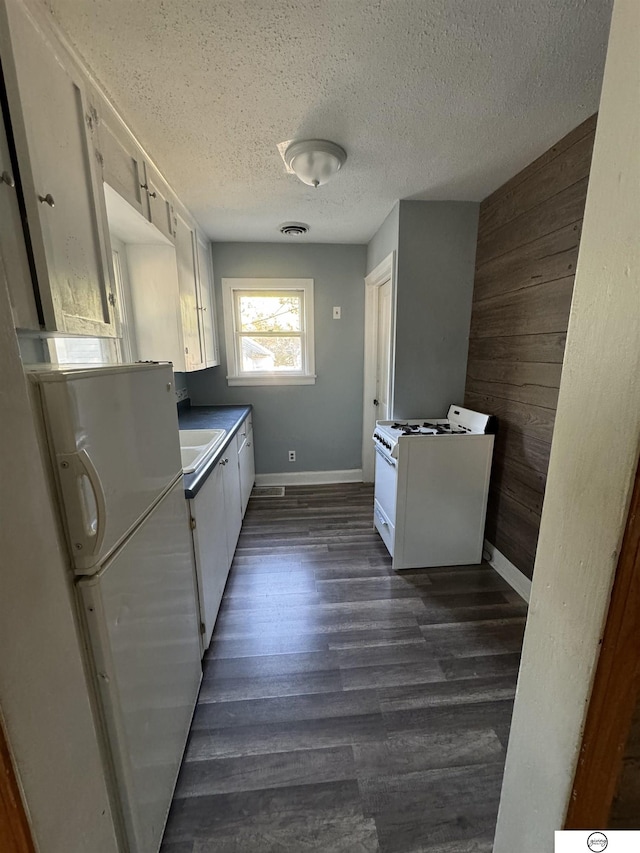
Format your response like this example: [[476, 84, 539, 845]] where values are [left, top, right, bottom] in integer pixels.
[[374, 445, 397, 524]]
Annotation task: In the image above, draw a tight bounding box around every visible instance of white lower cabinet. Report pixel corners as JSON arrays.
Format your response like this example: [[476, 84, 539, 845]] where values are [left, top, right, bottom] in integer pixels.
[[187, 428, 248, 653], [188, 462, 229, 650], [238, 418, 255, 518], [221, 434, 242, 563]]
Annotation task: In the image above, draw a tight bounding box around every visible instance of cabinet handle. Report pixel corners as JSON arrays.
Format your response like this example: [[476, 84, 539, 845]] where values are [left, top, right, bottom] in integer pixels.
[[148, 191, 157, 199], [38, 193, 55, 207], [247, 442, 251, 447], [140, 182, 149, 190], [1, 171, 15, 187]]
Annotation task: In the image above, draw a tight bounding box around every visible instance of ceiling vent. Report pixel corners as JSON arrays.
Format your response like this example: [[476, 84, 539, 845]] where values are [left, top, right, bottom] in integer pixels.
[[279, 222, 309, 236]]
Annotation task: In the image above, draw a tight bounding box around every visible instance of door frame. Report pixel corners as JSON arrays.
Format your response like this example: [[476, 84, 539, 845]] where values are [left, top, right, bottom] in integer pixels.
[[0, 708, 35, 852], [361, 251, 395, 483], [565, 455, 640, 827]]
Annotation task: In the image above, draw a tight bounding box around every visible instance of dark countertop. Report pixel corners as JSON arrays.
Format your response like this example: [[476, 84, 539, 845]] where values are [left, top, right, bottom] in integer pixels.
[[178, 404, 252, 499]]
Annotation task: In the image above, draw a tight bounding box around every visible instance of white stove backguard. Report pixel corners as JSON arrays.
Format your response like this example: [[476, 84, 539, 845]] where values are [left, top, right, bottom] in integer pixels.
[[446, 405, 491, 434]]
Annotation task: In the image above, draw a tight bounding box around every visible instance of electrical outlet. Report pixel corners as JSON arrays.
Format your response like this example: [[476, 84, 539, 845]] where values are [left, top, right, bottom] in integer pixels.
[[288, 450, 296, 462], [175, 387, 189, 402], [333, 306, 341, 319]]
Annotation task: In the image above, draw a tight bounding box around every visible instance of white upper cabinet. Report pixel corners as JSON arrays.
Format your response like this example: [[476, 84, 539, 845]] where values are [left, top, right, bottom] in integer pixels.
[[175, 220, 221, 373], [0, 96, 37, 329], [175, 211, 203, 371], [0, 0, 116, 337], [195, 233, 220, 368], [143, 162, 175, 244], [96, 113, 147, 218], [95, 107, 175, 245]]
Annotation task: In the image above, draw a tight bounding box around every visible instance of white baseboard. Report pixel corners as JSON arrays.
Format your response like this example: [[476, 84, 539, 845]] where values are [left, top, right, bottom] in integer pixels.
[[484, 539, 532, 603], [255, 469, 363, 487]]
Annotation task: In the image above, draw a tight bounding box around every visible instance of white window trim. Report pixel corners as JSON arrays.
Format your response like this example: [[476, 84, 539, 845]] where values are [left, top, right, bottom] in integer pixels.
[[221, 278, 316, 386]]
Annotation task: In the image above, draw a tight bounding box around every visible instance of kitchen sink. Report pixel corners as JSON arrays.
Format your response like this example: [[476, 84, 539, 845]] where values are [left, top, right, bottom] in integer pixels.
[[179, 428, 227, 474]]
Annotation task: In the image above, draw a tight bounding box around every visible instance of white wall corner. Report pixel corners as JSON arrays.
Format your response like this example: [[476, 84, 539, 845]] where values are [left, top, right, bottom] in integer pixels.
[[255, 469, 363, 487], [484, 539, 531, 603]]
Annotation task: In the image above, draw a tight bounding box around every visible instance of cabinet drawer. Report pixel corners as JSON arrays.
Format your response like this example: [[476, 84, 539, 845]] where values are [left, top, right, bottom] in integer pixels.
[[374, 499, 395, 557]]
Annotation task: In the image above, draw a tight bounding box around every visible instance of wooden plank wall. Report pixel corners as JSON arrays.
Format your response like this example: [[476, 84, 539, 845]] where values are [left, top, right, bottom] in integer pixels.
[[464, 115, 597, 578]]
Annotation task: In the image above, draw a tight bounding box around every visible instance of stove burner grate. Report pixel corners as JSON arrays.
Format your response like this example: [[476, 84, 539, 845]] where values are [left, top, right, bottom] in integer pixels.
[[390, 421, 468, 436]]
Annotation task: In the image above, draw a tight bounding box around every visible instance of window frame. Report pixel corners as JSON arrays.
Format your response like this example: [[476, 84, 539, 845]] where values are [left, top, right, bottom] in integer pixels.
[[221, 278, 316, 386]]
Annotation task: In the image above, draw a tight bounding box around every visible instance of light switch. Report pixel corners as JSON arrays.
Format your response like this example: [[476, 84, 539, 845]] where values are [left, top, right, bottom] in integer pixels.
[[333, 306, 341, 319]]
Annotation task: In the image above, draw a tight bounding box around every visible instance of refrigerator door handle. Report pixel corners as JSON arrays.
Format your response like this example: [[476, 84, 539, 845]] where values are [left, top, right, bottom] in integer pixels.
[[57, 449, 107, 563]]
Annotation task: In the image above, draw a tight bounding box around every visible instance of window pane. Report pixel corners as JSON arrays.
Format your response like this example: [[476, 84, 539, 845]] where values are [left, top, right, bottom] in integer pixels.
[[237, 293, 302, 333], [240, 336, 302, 372]]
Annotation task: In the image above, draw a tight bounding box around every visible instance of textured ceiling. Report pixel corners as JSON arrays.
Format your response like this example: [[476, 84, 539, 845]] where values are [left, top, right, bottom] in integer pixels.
[[44, 0, 613, 244]]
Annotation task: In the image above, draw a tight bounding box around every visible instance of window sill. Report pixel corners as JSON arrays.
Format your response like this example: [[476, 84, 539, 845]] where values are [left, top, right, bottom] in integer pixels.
[[226, 374, 317, 387]]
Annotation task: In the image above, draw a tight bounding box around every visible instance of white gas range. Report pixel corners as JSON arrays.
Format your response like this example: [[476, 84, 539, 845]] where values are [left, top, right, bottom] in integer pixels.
[[373, 404, 495, 569]]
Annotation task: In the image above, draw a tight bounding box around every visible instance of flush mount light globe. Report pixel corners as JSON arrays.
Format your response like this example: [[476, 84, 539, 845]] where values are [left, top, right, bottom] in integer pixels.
[[284, 139, 347, 188]]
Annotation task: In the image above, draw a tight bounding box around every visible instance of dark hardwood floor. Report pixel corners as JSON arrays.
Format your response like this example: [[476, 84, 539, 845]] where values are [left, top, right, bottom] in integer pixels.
[[161, 483, 528, 853]]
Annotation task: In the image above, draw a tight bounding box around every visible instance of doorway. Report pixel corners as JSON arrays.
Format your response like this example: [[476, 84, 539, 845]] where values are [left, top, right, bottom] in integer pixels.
[[361, 251, 395, 482]]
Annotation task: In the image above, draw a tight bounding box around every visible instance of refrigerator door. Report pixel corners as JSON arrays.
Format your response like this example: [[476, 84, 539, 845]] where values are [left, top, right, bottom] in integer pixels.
[[33, 363, 181, 572], [78, 478, 201, 853]]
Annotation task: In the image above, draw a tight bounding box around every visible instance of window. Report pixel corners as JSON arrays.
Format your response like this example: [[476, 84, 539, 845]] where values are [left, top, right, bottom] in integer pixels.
[[222, 278, 315, 385]]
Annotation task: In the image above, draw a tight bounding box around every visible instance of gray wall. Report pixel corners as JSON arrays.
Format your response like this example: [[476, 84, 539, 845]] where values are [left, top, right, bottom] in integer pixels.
[[187, 242, 367, 475], [366, 202, 399, 275], [392, 200, 479, 418], [174, 371, 189, 397]]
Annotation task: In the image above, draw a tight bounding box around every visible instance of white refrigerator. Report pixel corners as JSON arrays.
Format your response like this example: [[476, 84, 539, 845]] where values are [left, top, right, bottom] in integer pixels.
[[29, 362, 202, 853]]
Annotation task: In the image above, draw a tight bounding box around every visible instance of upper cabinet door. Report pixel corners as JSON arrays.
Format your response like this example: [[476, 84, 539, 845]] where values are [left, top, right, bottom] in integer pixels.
[[175, 212, 203, 371], [0, 0, 116, 337], [195, 234, 219, 368], [96, 113, 146, 218], [0, 96, 38, 329], [143, 163, 175, 244]]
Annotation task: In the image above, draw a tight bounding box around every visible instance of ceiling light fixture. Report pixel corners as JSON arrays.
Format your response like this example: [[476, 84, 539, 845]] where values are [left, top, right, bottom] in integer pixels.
[[283, 139, 347, 188]]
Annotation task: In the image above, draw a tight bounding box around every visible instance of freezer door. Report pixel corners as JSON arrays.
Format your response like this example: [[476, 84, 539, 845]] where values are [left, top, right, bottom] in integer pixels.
[[36, 363, 182, 571], [78, 479, 201, 853]]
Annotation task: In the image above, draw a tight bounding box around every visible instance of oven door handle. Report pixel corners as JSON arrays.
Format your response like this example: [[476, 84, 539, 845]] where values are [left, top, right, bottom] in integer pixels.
[[375, 446, 397, 468]]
